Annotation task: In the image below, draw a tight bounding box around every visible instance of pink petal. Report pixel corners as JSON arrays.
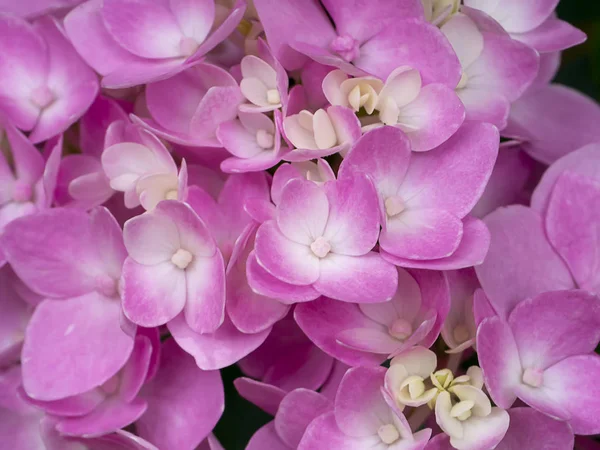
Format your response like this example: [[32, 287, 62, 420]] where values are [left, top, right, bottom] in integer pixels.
[[400, 84, 465, 152], [398, 122, 499, 217], [496, 407, 574, 450], [381, 209, 463, 260], [295, 297, 385, 367], [545, 172, 600, 293], [119, 335, 153, 402], [233, 378, 286, 416], [168, 314, 270, 370], [334, 366, 388, 437], [255, 220, 320, 285], [504, 84, 600, 165], [381, 216, 491, 270], [466, 32, 539, 103], [275, 389, 332, 448], [355, 19, 461, 87], [252, 0, 336, 70], [315, 252, 398, 304], [452, 408, 510, 450], [515, 18, 586, 53], [322, 174, 380, 256], [508, 290, 600, 370], [102, 0, 184, 59], [137, 339, 224, 449], [465, 0, 558, 33], [299, 411, 370, 450], [0, 14, 47, 131], [79, 96, 129, 158], [121, 259, 187, 328], [56, 398, 147, 437], [246, 421, 288, 450], [339, 125, 412, 199], [22, 294, 134, 401], [277, 178, 330, 246], [475, 206, 574, 320], [246, 251, 321, 304], [183, 251, 226, 333], [476, 317, 522, 409], [543, 354, 600, 435], [169, 0, 215, 45], [457, 88, 510, 129]]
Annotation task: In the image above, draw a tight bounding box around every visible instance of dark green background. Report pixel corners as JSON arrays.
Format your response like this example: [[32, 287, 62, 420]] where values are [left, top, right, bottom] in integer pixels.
[[213, 2, 600, 448]]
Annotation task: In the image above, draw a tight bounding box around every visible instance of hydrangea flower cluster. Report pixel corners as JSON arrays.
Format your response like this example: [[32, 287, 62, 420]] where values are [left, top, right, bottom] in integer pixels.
[[0, 0, 599, 449]]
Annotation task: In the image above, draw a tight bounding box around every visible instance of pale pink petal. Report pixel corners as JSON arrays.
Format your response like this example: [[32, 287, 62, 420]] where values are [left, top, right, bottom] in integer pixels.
[[22, 293, 134, 401], [168, 314, 270, 370], [137, 339, 224, 449], [515, 18, 586, 53], [233, 378, 286, 416], [315, 252, 398, 304]]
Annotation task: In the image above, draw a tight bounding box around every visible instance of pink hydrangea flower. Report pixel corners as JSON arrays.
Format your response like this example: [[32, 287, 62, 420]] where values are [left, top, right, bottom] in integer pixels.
[[339, 125, 498, 270], [295, 268, 449, 366], [64, 0, 246, 88], [477, 290, 600, 435], [250, 173, 398, 304], [0, 15, 98, 143]]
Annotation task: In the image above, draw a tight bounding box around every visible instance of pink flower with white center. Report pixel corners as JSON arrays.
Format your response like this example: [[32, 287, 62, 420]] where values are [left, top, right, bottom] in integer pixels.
[[247, 388, 333, 450], [64, 0, 246, 88], [323, 67, 465, 152], [165, 175, 284, 370], [135, 339, 225, 450], [339, 125, 498, 271], [132, 63, 244, 147], [440, 12, 539, 129], [503, 83, 600, 165], [101, 127, 184, 210], [441, 269, 479, 354], [0, 124, 61, 238], [22, 330, 159, 437], [282, 105, 361, 162], [239, 40, 289, 113], [294, 268, 450, 367], [463, 0, 586, 53], [477, 290, 600, 435], [0, 15, 98, 143], [476, 145, 600, 319], [300, 366, 431, 450], [254, 0, 461, 89], [250, 174, 398, 304], [121, 200, 226, 333], [425, 407, 574, 450], [217, 111, 285, 173], [0, 207, 134, 402]]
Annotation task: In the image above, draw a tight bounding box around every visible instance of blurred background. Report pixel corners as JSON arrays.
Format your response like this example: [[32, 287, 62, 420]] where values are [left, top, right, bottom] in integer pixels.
[[213, 1, 600, 448]]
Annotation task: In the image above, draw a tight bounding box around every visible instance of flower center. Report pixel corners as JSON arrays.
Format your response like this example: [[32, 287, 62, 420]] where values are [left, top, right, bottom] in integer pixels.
[[310, 236, 331, 258], [95, 274, 118, 298], [266, 89, 281, 105], [171, 248, 193, 269], [450, 400, 475, 421], [347, 82, 379, 114], [179, 37, 199, 57], [30, 85, 55, 109], [330, 34, 360, 62], [401, 375, 427, 401], [431, 369, 454, 390], [256, 129, 275, 149], [165, 189, 179, 200], [385, 196, 405, 217], [377, 424, 400, 445], [389, 318, 413, 340], [12, 181, 33, 203], [522, 368, 544, 388], [453, 324, 470, 344]]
